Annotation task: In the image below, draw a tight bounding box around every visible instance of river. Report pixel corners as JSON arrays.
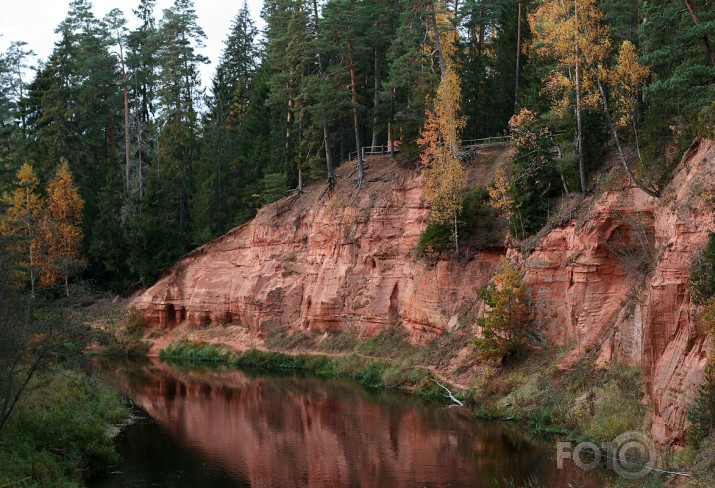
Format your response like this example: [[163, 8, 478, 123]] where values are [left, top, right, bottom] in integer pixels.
[[89, 358, 604, 487]]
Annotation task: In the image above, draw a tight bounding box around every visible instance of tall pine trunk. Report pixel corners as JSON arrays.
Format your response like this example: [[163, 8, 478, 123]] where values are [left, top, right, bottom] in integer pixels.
[[683, 0, 715, 65], [430, 1, 447, 74], [312, 0, 335, 187], [347, 36, 365, 187], [371, 43, 381, 149]]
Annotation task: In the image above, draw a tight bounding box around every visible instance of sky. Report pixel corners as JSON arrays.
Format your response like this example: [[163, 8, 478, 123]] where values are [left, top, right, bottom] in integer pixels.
[[0, 0, 265, 87]]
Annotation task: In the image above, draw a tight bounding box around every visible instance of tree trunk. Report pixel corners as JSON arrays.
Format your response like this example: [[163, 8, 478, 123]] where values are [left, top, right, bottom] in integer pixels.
[[371, 42, 381, 148], [683, 0, 715, 66], [478, 3, 486, 56], [347, 36, 365, 187], [574, 0, 587, 193], [514, 1, 522, 111], [313, 0, 336, 187], [430, 0, 447, 74], [390, 87, 396, 157], [118, 42, 131, 194], [594, 71, 660, 198]]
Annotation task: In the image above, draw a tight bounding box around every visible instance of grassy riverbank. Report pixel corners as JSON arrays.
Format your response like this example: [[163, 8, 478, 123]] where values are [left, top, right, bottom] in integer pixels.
[[160, 339, 449, 399], [0, 368, 128, 488], [156, 332, 678, 487]]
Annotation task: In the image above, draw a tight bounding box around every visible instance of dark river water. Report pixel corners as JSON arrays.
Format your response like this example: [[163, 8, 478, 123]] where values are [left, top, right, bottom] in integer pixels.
[[89, 358, 604, 488]]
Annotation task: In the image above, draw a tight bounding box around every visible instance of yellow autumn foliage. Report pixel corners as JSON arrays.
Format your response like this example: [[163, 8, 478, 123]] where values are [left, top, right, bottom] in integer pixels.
[[610, 40, 650, 128], [530, 0, 611, 116], [40, 159, 85, 294]]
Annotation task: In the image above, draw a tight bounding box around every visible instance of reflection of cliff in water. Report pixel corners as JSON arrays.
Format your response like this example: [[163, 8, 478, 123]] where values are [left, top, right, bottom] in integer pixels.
[[95, 358, 602, 488]]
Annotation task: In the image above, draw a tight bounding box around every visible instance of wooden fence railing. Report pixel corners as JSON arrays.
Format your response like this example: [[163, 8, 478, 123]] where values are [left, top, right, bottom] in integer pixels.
[[347, 134, 514, 161]]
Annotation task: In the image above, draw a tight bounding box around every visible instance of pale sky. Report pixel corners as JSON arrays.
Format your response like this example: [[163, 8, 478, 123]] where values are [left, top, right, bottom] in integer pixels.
[[0, 0, 265, 88]]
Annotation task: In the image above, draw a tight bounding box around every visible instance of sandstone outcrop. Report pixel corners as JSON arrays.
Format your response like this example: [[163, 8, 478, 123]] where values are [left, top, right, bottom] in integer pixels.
[[517, 139, 714, 445], [133, 156, 504, 342], [133, 141, 715, 445]]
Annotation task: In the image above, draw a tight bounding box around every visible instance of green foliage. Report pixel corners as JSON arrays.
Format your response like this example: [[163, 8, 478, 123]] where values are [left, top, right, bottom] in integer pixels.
[[687, 363, 715, 449], [160, 339, 234, 363], [157, 343, 452, 400], [690, 232, 715, 304], [0, 369, 128, 487], [686, 299, 715, 449], [474, 258, 530, 361], [417, 186, 497, 255], [0, 0, 709, 293], [261, 172, 288, 205], [417, 221, 454, 256]]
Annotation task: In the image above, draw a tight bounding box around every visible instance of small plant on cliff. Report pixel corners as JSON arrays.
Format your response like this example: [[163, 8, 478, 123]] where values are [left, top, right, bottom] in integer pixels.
[[690, 232, 715, 304], [687, 299, 715, 449], [416, 187, 497, 256], [474, 258, 531, 361]]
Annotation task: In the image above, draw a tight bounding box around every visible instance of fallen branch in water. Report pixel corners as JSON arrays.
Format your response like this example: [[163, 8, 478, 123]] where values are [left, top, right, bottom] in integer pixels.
[[433, 379, 463, 407]]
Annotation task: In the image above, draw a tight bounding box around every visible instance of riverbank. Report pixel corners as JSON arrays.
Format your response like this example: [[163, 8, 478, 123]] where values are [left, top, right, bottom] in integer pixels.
[[93, 298, 708, 487], [0, 368, 129, 488]]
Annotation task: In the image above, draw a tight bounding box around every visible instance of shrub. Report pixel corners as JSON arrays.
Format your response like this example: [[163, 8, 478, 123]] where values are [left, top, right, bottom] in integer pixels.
[[354, 360, 389, 388], [0, 370, 127, 487], [416, 187, 497, 256], [474, 258, 530, 361], [690, 232, 715, 304], [687, 300, 715, 451]]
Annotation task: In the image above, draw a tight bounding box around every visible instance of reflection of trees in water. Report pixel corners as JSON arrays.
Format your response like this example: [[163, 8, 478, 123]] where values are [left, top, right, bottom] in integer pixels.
[[94, 358, 603, 488]]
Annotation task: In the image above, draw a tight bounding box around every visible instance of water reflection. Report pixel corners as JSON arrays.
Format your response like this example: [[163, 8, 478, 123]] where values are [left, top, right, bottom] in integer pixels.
[[91, 358, 602, 488]]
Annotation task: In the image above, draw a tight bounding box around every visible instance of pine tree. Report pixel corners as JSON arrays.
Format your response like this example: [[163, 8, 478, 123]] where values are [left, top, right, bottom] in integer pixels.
[[126, 0, 161, 196], [41, 160, 84, 296], [193, 1, 258, 242], [156, 0, 207, 237]]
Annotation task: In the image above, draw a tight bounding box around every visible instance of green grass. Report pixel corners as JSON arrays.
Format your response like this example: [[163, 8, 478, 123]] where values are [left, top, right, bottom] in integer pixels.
[[465, 351, 648, 443], [159, 339, 455, 400], [159, 339, 236, 362]]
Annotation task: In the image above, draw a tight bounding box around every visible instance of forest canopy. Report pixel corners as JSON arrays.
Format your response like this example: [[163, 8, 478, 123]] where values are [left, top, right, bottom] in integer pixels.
[[1, 0, 714, 290]]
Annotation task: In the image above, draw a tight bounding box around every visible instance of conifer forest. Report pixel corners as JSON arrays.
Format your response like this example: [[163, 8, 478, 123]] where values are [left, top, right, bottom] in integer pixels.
[[1, 0, 714, 290]]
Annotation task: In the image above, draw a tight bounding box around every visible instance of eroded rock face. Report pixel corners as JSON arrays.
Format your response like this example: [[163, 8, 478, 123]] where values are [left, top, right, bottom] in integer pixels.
[[133, 158, 503, 342], [517, 139, 715, 445], [133, 141, 715, 445]]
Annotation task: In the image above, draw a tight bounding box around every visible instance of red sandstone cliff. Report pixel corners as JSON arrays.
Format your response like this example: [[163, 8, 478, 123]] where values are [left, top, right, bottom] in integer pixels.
[[517, 140, 715, 445], [133, 154, 505, 341], [133, 140, 715, 445]]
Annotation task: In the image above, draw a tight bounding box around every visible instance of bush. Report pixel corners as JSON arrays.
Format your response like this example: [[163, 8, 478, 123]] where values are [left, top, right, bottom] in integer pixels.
[[0, 370, 127, 487], [416, 187, 497, 256], [354, 360, 389, 388], [474, 258, 530, 361], [690, 232, 715, 304]]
